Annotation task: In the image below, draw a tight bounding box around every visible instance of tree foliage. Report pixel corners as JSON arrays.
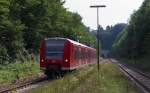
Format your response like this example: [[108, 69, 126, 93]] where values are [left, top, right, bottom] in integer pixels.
[[98, 23, 126, 51], [112, 0, 150, 59], [0, 0, 96, 64]]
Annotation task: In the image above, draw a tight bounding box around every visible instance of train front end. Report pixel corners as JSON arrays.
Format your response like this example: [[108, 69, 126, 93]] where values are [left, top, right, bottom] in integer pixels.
[[40, 38, 70, 75]]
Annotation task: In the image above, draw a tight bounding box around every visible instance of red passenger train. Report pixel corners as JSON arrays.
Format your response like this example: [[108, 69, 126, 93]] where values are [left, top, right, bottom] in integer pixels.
[[40, 37, 96, 75]]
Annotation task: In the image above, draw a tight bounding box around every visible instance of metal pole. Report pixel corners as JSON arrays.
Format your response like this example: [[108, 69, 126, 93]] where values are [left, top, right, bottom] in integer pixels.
[[90, 5, 106, 72], [97, 8, 100, 71]]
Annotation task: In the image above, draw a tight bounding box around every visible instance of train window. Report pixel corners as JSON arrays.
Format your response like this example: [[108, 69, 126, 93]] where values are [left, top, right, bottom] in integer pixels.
[[74, 51, 78, 60], [45, 39, 65, 59], [82, 51, 85, 60], [75, 50, 81, 61]]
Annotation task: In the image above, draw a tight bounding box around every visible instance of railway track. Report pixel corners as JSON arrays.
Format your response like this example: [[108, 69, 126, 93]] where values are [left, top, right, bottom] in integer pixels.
[[0, 73, 47, 93], [0, 71, 74, 93], [111, 59, 150, 93]]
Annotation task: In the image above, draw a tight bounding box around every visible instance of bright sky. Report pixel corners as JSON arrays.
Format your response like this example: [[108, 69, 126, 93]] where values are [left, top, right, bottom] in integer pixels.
[[64, 0, 144, 29]]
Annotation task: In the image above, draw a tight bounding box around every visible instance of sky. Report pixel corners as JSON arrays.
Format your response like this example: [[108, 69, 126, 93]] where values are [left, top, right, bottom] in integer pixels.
[[64, 0, 144, 29]]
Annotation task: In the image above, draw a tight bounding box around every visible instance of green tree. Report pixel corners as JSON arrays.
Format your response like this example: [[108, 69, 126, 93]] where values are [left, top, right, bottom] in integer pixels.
[[113, 0, 150, 59], [0, 0, 25, 63]]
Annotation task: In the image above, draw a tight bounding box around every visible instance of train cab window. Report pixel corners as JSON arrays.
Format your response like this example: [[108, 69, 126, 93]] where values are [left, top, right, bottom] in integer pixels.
[[45, 39, 65, 59]]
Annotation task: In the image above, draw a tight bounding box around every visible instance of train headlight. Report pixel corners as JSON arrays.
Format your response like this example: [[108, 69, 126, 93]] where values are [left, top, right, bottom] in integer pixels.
[[41, 59, 44, 62], [64, 59, 68, 63]]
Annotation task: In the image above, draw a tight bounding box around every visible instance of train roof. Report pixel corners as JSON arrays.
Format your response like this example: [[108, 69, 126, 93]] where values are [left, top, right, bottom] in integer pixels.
[[45, 37, 96, 50]]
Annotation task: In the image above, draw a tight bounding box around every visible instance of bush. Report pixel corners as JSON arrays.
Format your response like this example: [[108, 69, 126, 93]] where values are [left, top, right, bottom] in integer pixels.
[[0, 59, 40, 84]]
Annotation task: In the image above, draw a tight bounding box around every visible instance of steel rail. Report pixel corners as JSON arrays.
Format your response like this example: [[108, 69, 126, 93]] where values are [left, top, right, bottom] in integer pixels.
[[0, 75, 47, 93], [111, 59, 150, 93]]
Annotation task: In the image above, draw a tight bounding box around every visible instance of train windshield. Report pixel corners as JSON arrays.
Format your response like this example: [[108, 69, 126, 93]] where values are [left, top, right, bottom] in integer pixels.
[[45, 39, 65, 60]]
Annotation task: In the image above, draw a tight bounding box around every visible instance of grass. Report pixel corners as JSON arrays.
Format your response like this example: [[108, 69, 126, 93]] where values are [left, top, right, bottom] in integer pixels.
[[28, 61, 139, 93], [0, 60, 40, 84]]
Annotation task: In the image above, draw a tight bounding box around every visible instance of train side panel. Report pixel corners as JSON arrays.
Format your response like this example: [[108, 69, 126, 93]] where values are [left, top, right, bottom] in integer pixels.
[[40, 40, 46, 69], [61, 41, 71, 70]]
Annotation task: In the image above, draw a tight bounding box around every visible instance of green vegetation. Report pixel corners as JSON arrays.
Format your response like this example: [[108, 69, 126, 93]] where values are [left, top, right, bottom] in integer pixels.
[[0, 0, 96, 64], [98, 23, 126, 51], [0, 59, 40, 84], [121, 58, 150, 72], [0, 0, 96, 83], [28, 62, 138, 93], [113, 0, 150, 58], [93, 23, 126, 57], [111, 0, 150, 71]]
